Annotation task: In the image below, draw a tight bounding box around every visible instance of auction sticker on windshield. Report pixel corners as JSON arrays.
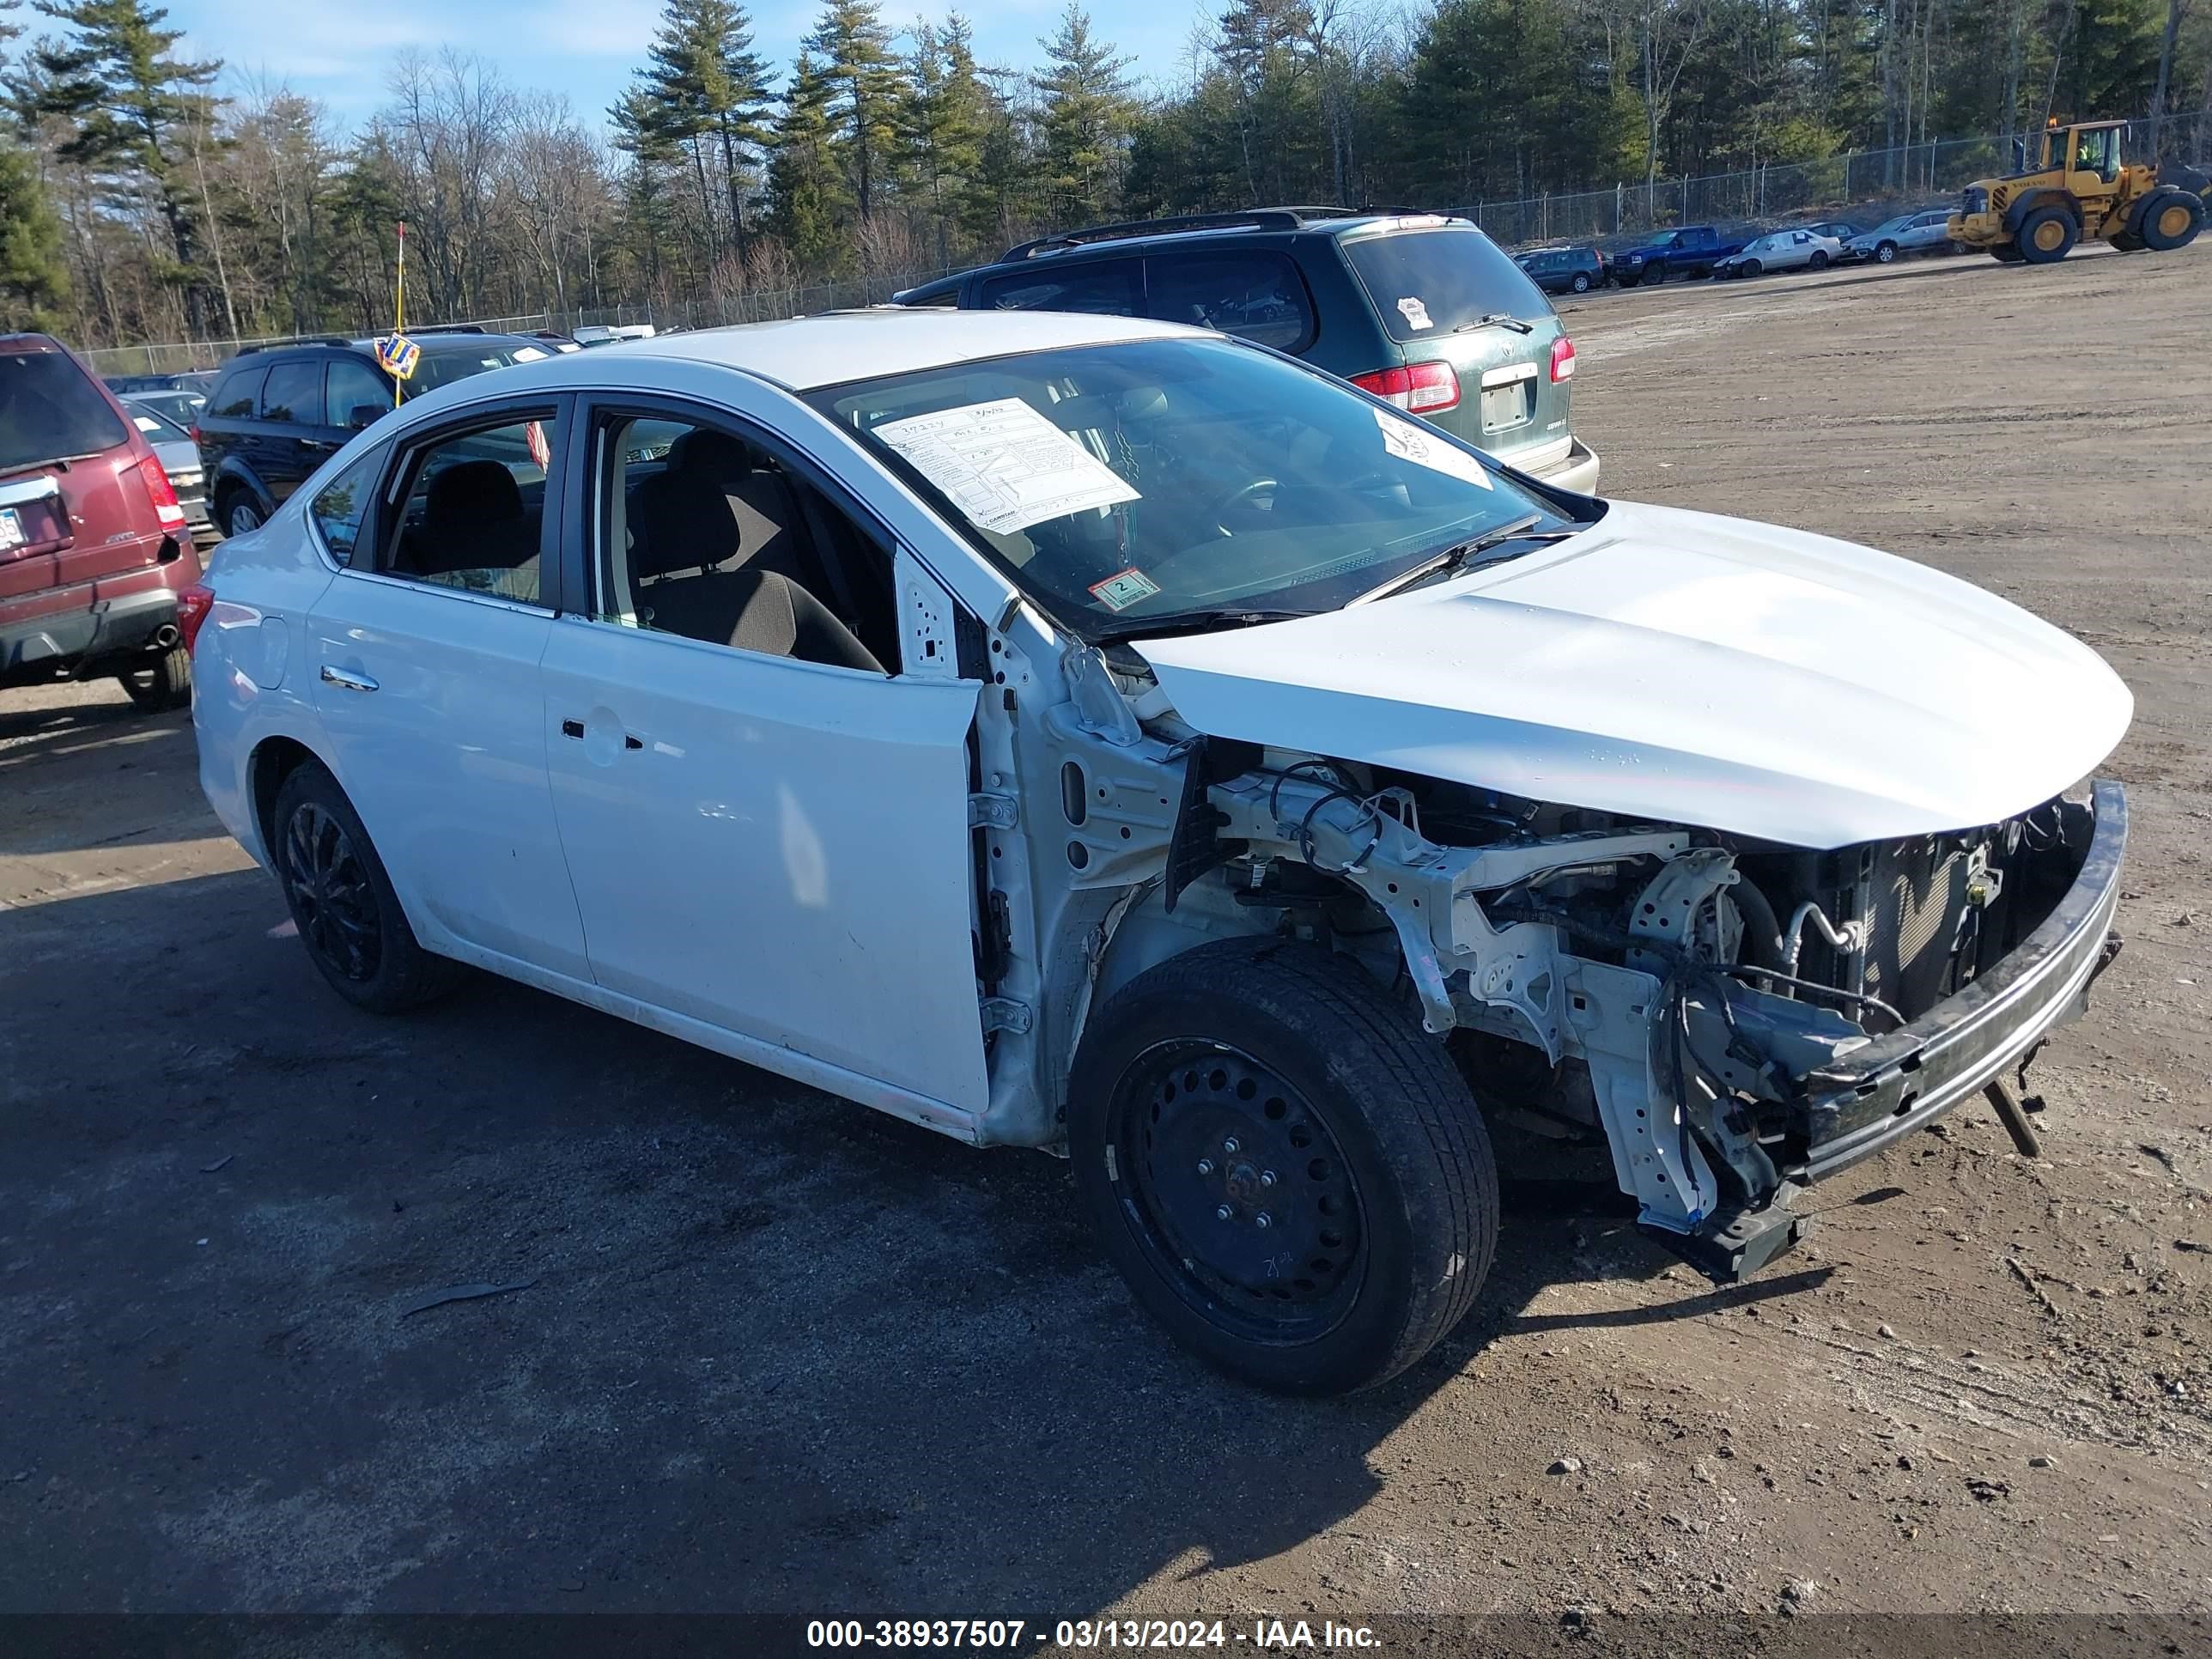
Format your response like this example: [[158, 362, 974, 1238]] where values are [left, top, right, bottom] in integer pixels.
[[872, 398, 1139, 536], [1086, 567, 1161, 611], [1372, 406, 1492, 489]]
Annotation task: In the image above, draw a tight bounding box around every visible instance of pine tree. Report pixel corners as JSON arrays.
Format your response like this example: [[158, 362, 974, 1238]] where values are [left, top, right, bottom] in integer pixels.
[[0, 137, 69, 328], [764, 50, 854, 268], [902, 14, 990, 264], [1036, 4, 1138, 222], [803, 0, 904, 221], [635, 0, 771, 264], [33, 0, 222, 325]]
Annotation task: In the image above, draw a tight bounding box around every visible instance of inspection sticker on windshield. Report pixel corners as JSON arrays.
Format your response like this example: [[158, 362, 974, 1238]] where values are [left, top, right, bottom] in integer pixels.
[[1087, 567, 1161, 612], [1396, 296, 1435, 331], [872, 398, 1139, 535], [1373, 407, 1491, 489]]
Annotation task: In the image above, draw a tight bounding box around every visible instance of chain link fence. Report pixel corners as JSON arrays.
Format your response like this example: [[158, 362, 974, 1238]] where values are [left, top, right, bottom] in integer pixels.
[[83, 109, 2212, 378]]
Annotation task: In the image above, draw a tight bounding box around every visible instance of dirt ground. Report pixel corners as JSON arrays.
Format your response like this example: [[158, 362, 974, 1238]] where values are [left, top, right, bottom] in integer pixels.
[[3, 246, 2209, 1632]]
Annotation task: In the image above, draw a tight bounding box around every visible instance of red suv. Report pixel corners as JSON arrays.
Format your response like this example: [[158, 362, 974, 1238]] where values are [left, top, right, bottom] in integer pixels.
[[1, 333, 204, 710]]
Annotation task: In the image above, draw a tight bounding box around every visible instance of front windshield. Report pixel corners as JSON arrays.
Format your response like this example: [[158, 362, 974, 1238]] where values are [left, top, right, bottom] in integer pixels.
[[810, 337, 1587, 639]]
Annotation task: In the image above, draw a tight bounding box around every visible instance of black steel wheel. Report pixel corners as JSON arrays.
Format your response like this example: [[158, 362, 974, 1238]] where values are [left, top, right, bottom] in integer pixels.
[[270, 761, 459, 1013], [1070, 939, 1498, 1395]]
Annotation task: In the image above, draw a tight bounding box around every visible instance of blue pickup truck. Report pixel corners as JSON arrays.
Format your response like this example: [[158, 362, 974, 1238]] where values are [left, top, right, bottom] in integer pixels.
[[1609, 225, 1745, 286]]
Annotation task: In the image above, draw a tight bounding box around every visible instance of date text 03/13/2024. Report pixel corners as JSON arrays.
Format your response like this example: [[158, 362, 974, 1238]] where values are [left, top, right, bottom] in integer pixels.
[[805, 1620, 1383, 1650]]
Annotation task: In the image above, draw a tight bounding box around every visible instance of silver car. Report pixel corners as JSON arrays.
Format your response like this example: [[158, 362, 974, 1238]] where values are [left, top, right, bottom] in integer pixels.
[[1846, 210, 1960, 264], [1716, 229, 1844, 277], [123, 398, 211, 531]]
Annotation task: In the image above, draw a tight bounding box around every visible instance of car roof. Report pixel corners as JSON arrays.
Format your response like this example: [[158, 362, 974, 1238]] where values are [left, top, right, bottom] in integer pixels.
[[602, 308, 1196, 392]]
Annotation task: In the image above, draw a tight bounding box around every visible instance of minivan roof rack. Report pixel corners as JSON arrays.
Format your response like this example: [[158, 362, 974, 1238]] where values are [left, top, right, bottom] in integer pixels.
[[999, 206, 1464, 261]]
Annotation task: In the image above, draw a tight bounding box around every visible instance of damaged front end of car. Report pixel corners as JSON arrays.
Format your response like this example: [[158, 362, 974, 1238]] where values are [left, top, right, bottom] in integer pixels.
[[1165, 747, 2126, 1279]]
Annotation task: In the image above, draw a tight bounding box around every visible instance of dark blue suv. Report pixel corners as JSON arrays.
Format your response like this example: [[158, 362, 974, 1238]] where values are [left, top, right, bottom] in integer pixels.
[[195, 331, 552, 537], [896, 208, 1598, 493]]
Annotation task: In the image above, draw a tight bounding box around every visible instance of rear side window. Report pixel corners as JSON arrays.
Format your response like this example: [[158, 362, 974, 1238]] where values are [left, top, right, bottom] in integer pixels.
[[1147, 251, 1314, 350], [1341, 228, 1548, 343], [210, 367, 266, 419], [325, 358, 391, 428], [260, 360, 322, 423], [977, 259, 1141, 317], [0, 348, 129, 472]]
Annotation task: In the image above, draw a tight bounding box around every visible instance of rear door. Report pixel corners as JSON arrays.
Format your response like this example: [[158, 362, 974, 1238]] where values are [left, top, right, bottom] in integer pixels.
[[1335, 225, 1572, 471], [256, 357, 328, 505]]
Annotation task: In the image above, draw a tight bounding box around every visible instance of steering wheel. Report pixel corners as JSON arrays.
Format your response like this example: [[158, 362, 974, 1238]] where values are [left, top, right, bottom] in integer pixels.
[[1210, 477, 1280, 538]]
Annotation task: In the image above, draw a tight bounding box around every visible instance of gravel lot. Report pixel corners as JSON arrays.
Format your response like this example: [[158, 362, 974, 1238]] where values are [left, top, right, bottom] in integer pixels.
[[3, 246, 2209, 1629]]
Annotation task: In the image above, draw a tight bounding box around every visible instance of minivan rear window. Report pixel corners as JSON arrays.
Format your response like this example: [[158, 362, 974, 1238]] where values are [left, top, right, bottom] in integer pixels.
[[1341, 228, 1548, 343], [0, 348, 129, 473]]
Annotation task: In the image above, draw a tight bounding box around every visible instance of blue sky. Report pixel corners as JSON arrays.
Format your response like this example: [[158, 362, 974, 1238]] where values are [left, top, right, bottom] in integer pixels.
[[175, 0, 1210, 135]]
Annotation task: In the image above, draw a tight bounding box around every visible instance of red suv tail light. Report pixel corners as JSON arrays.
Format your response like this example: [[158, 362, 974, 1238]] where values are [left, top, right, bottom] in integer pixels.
[[187, 423, 201, 446], [1549, 335, 1577, 382], [1351, 360, 1461, 414], [137, 452, 187, 532], [175, 583, 216, 654]]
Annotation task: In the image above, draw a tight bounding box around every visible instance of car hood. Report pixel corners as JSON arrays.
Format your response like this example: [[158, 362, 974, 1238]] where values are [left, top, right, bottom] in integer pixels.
[[1134, 501, 2132, 849]]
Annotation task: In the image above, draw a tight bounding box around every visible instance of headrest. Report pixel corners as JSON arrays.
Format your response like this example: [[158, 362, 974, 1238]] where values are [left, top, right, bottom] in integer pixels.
[[424, 460, 523, 530], [669, 428, 753, 483]]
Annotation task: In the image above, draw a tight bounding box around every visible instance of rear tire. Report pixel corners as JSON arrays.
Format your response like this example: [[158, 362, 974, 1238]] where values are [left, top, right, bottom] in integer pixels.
[[2112, 231, 2146, 252], [271, 762, 460, 1015], [1808, 250, 1830, 270], [2016, 205, 2078, 264], [222, 495, 263, 538], [117, 643, 191, 712], [1571, 271, 1590, 293], [2140, 189, 2203, 252], [1068, 939, 1499, 1395], [1991, 246, 2025, 262]]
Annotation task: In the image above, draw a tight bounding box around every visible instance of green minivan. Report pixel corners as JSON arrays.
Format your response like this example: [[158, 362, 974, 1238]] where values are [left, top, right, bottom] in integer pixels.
[[895, 209, 1598, 494]]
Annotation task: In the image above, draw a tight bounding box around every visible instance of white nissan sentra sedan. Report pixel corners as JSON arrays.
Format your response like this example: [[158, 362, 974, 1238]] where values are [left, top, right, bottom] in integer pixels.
[[187, 310, 2130, 1394]]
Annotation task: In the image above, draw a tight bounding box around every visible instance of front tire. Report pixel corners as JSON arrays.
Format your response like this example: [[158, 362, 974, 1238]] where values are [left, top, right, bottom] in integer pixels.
[[1741, 258, 1763, 277], [1991, 245, 2026, 262], [1874, 240, 1899, 264], [118, 643, 191, 711], [2016, 206, 2078, 264], [2140, 189, 2203, 252], [1068, 939, 1499, 1395], [1641, 263, 1664, 286], [271, 762, 459, 1014]]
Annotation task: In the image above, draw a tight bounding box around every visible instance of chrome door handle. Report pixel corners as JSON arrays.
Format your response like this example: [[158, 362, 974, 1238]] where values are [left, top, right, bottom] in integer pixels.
[[320, 665, 379, 692]]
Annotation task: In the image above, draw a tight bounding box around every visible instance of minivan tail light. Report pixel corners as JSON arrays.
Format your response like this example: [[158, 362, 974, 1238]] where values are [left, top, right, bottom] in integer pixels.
[[1549, 335, 1577, 382], [175, 583, 216, 654], [136, 453, 187, 531], [1351, 360, 1460, 413]]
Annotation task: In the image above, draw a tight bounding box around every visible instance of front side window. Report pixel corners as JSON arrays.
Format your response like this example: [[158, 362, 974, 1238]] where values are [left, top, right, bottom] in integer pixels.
[[307, 445, 384, 562], [380, 415, 558, 605], [325, 358, 392, 428], [588, 409, 893, 673], [977, 260, 1141, 318], [1146, 251, 1315, 351], [811, 337, 1583, 641]]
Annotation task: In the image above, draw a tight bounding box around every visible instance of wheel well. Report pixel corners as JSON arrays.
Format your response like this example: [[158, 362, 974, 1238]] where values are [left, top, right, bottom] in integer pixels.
[[250, 735, 321, 860]]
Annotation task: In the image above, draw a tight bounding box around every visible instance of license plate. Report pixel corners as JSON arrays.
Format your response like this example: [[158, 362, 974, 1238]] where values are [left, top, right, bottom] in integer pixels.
[[0, 507, 21, 550], [1480, 381, 1534, 434]]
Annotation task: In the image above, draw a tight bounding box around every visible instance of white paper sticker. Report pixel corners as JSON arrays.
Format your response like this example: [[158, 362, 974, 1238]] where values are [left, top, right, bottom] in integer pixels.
[[872, 398, 1139, 536], [1397, 295, 1435, 331], [1373, 407, 1492, 489]]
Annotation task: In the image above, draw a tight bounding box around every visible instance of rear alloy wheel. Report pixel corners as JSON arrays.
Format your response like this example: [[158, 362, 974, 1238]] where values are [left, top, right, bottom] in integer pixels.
[[1571, 271, 1590, 293], [118, 642, 191, 712], [1808, 250, 1830, 270], [223, 496, 263, 538], [1875, 240, 1899, 264], [1069, 939, 1499, 1395], [2016, 206, 2078, 264], [2141, 190, 2203, 252], [271, 762, 459, 1014]]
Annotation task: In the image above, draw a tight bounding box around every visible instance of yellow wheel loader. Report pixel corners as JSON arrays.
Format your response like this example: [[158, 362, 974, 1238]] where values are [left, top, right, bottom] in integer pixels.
[[1948, 119, 2209, 264]]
